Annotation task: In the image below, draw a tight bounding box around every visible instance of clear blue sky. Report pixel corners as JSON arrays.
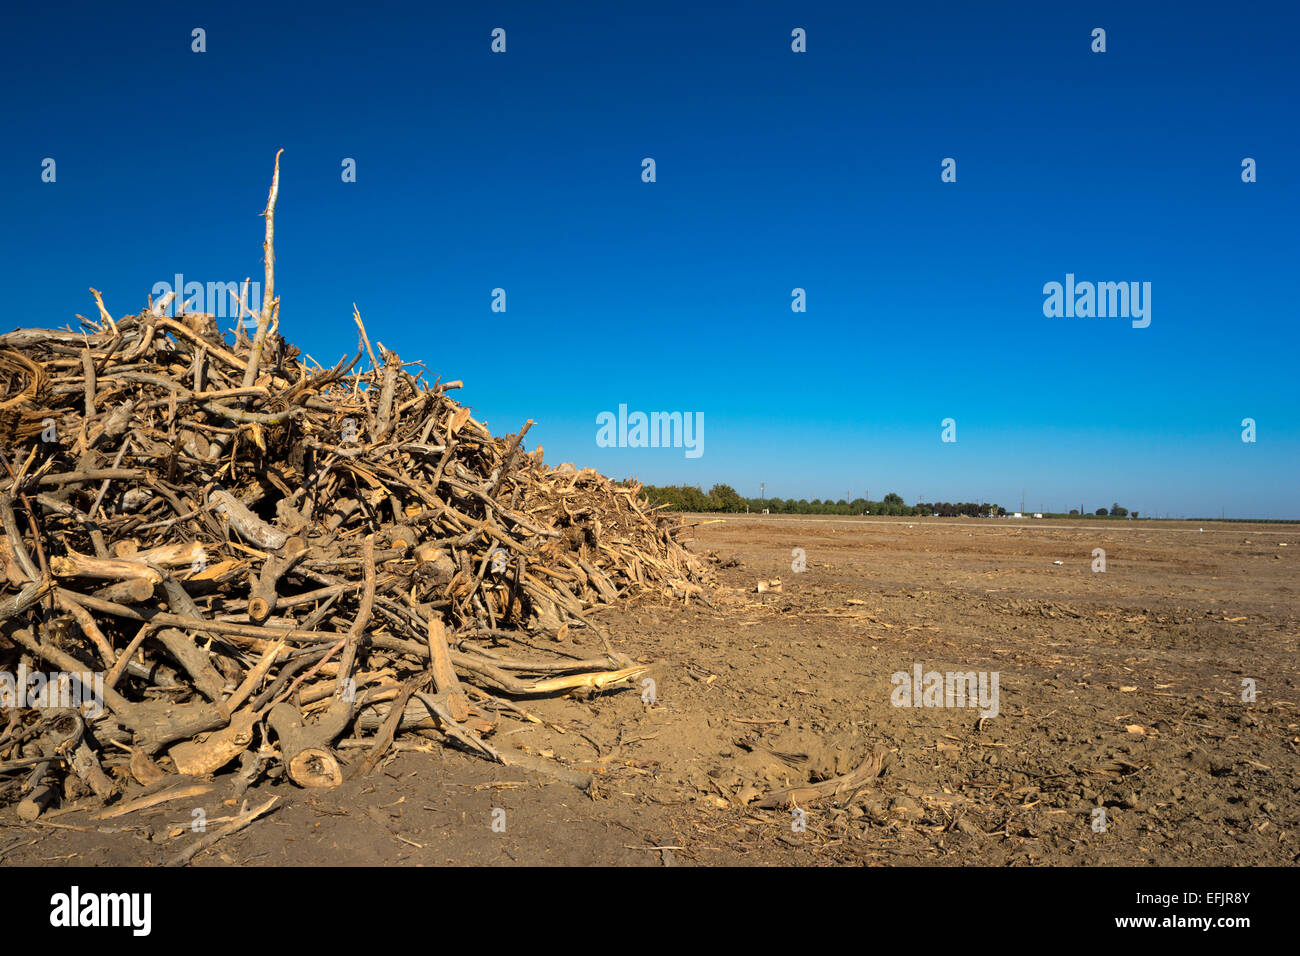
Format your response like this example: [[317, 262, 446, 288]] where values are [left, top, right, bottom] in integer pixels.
[[3, 1, 1296, 518]]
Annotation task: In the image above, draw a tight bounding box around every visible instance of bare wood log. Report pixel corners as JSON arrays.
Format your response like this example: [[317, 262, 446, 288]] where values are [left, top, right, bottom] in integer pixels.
[[60, 709, 117, 802], [388, 525, 417, 550], [50, 552, 162, 585], [357, 677, 419, 776], [152, 628, 227, 704], [158, 573, 205, 622], [80, 347, 96, 416], [111, 539, 138, 557], [17, 711, 85, 820], [412, 691, 500, 761], [125, 540, 207, 567], [241, 148, 283, 392], [70, 739, 117, 801], [414, 544, 456, 584], [0, 578, 53, 622], [0, 328, 111, 347], [224, 637, 287, 713], [0, 536, 26, 585], [0, 492, 39, 581], [168, 706, 259, 776], [86, 400, 135, 447], [104, 622, 156, 690], [37, 467, 143, 487], [375, 350, 398, 438], [352, 306, 380, 375], [266, 699, 351, 788], [90, 578, 157, 603], [248, 539, 306, 623], [202, 401, 298, 425], [488, 419, 533, 498], [578, 558, 620, 603], [119, 699, 229, 755], [97, 781, 213, 819], [208, 490, 287, 550], [426, 616, 470, 722], [334, 535, 374, 695], [55, 590, 117, 666], [128, 749, 167, 786], [17, 763, 59, 821]]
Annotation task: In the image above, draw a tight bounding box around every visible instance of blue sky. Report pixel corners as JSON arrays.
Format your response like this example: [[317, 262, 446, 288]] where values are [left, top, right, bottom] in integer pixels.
[[3, 1, 1296, 517]]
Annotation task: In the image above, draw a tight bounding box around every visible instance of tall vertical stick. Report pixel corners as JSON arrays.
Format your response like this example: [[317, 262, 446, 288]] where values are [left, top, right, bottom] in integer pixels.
[[243, 149, 283, 390]]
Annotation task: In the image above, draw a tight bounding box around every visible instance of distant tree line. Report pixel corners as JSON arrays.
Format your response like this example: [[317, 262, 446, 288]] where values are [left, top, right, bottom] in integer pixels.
[[1068, 503, 1137, 518], [635, 485, 1007, 517], [627, 486, 1295, 521], [633, 486, 1159, 520]]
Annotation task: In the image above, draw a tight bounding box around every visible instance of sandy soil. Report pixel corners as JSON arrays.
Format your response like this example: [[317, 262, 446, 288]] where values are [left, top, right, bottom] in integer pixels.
[[4, 515, 1296, 866]]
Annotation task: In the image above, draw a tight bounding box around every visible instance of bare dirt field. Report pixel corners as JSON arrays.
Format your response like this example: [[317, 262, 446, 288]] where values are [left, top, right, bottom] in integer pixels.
[[5, 515, 1296, 866]]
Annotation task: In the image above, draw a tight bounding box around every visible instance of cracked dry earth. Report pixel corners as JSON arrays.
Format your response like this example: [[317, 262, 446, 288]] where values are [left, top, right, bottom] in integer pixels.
[[4, 515, 1296, 866]]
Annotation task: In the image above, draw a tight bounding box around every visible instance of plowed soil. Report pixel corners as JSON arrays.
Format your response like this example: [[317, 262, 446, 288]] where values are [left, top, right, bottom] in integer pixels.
[[5, 516, 1296, 866]]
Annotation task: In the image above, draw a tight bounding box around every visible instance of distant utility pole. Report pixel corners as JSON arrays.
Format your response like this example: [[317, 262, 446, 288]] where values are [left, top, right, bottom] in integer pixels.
[[760, 482, 765, 501], [1021, 490, 1026, 515]]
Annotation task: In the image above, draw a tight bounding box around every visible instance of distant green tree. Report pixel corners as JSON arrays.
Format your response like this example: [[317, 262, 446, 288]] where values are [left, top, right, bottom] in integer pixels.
[[1095, 507, 1108, 516], [709, 483, 744, 512]]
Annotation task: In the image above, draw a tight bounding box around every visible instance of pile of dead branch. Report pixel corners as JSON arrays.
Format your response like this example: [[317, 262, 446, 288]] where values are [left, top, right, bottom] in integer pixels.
[[0, 152, 708, 819]]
